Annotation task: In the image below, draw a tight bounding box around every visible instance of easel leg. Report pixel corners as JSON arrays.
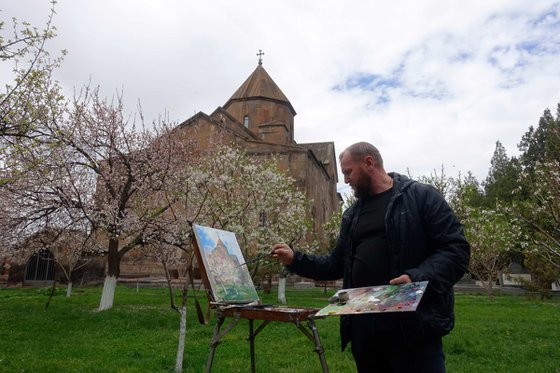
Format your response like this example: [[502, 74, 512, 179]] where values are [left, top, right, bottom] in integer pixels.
[[206, 316, 225, 373], [249, 319, 256, 373], [246, 319, 270, 373], [308, 318, 329, 373], [206, 313, 242, 373]]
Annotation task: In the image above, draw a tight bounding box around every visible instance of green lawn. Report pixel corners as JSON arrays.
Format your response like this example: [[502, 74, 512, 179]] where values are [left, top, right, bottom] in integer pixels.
[[0, 286, 559, 372]]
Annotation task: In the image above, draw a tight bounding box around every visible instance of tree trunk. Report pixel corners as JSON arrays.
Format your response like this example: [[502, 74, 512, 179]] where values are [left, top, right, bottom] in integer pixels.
[[66, 281, 73, 297], [45, 281, 57, 309], [262, 274, 272, 294], [106, 238, 121, 277], [485, 276, 494, 299], [98, 275, 118, 311], [278, 276, 287, 304], [162, 260, 177, 310], [98, 238, 121, 311], [175, 305, 187, 372]]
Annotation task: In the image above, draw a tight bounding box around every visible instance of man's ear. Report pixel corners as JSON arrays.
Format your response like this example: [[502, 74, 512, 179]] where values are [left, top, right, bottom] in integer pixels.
[[364, 155, 376, 169]]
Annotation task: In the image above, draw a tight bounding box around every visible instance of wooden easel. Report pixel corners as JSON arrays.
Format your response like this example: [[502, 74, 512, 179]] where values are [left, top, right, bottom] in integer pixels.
[[191, 227, 329, 373], [206, 306, 328, 373]]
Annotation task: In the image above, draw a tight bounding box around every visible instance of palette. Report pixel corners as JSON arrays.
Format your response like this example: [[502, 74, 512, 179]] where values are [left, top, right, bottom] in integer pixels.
[[315, 281, 428, 316]]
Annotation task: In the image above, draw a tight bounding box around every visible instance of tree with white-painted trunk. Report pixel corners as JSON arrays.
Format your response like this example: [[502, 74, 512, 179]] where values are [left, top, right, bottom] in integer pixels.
[[1, 4, 196, 310], [53, 226, 101, 297], [1, 82, 195, 310], [73, 91, 198, 311], [139, 236, 194, 373]]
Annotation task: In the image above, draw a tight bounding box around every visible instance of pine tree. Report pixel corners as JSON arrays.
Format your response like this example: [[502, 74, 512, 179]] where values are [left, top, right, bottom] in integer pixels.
[[483, 141, 522, 206]]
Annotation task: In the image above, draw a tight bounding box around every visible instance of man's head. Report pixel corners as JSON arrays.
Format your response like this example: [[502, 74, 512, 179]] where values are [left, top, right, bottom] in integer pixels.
[[339, 142, 385, 198], [341, 142, 384, 166]]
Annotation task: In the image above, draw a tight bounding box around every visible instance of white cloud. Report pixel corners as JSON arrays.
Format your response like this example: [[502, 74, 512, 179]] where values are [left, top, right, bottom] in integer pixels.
[[2, 0, 559, 185]]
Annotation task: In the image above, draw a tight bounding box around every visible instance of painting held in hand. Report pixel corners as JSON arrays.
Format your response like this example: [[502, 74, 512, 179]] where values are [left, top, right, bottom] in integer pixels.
[[193, 224, 259, 304], [315, 281, 428, 317]]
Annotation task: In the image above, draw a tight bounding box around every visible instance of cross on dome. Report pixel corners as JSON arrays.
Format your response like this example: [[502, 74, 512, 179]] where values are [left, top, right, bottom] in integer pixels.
[[256, 49, 264, 65]]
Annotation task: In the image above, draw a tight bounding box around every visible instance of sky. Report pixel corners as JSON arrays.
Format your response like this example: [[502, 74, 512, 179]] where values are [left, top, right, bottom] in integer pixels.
[[2, 1, 560, 195]]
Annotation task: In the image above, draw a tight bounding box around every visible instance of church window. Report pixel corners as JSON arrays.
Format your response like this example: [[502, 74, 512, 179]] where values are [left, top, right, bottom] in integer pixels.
[[24, 249, 55, 284], [243, 115, 250, 128]]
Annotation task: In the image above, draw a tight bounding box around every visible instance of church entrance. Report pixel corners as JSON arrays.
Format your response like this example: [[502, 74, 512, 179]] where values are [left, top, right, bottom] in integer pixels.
[[24, 249, 55, 285]]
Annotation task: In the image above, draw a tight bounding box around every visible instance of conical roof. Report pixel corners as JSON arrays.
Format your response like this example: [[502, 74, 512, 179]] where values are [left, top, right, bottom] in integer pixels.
[[224, 64, 296, 115]]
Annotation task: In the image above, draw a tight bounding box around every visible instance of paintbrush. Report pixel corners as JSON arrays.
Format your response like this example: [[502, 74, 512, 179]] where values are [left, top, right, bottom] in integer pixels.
[[236, 252, 271, 267]]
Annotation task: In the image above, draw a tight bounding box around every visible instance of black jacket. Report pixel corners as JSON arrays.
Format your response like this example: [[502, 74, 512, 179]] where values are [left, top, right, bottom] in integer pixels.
[[289, 173, 470, 350]]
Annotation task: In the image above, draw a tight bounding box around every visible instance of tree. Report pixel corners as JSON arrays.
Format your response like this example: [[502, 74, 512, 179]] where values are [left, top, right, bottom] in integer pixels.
[[510, 104, 560, 295], [189, 146, 311, 285], [518, 104, 560, 176], [448, 171, 484, 218], [136, 237, 193, 373], [1, 85, 196, 311], [463, 207, 519, 298], [72, 89, 197, 311], [483, 141, 522, 206], [1, 1, 71, 283], [412, 165, 486, 220], [15, 225, 99, 298], [0, 1, 65, 140], [50, 224, 102, 297], [512, 159, 560, 286], [412, 165, 456, 200]]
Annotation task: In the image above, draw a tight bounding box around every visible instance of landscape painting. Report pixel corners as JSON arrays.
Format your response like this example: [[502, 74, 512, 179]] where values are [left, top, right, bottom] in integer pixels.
[[193, 224, 259, 304], [316, 281, 428, 317]]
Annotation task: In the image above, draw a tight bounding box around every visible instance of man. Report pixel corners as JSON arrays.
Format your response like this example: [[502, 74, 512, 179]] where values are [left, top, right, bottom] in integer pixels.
[[272, 142, 470, 372]]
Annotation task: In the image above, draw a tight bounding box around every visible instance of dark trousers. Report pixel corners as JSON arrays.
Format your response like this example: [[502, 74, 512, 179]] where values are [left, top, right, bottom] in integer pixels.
[[350, 316, 445, 373]]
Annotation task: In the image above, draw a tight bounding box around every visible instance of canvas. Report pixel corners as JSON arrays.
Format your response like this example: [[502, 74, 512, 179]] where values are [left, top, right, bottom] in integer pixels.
[[315, 281, 428, 316], [193, 224, 260, 304]]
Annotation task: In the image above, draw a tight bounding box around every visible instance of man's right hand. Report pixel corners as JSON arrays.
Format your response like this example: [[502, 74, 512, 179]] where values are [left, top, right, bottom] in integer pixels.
[[271, 243, 295, 266]]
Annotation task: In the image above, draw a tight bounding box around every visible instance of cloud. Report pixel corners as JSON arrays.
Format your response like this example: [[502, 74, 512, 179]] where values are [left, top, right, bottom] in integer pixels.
[[2, 0, 560, 186]]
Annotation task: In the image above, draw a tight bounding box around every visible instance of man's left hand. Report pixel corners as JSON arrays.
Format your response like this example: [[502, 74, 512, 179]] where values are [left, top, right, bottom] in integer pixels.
[[389, 274, 412, 285]]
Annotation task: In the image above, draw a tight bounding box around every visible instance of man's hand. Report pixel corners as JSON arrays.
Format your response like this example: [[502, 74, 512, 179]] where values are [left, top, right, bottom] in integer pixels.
[[389, 274, 412, 285], [271, 243, 295, 266]]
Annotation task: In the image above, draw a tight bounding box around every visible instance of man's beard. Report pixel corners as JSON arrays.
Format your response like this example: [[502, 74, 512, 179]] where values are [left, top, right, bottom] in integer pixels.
[[351, 171, 371, 199], [353, 185, 368, 199]]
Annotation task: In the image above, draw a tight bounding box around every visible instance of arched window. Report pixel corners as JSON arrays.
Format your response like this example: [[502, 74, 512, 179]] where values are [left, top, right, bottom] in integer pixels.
[[243, 115, 250, 128], [24, 249, 55, 284]]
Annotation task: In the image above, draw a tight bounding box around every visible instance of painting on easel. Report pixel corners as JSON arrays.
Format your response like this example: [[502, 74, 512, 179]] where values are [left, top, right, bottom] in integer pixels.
[[193, 224, 259, 304]]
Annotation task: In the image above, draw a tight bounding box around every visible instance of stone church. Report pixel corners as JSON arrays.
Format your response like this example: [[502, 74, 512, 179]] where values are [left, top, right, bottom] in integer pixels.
[[173, 59, 341, 243], [1, 58, 341, 286]]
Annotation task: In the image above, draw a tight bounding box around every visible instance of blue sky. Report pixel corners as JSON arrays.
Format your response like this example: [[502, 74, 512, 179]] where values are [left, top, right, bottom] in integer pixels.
[[2, 1, 560, 195]]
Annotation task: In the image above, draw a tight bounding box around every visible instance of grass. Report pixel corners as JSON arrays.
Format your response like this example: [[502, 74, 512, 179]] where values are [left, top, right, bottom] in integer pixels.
[[0, 286, 559, 372]]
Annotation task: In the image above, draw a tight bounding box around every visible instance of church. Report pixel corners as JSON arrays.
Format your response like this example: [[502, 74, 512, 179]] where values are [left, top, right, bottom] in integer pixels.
[[173, 56, 341, 244]]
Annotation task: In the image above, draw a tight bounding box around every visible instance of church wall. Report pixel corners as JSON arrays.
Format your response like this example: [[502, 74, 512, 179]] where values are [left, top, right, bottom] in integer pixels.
[[226, 99, 294, 144], [246, 148, 338, 245], [258, 123, 289, 144], [303, 154, 337, 243], [119, 249, 185, 279], [175, 117, 339, 244], [177, 117, 239, 151]]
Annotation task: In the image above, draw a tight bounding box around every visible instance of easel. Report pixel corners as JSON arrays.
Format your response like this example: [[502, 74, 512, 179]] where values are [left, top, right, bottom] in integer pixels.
[[191, 225, 329, 373], [206, 306, 328, 373]]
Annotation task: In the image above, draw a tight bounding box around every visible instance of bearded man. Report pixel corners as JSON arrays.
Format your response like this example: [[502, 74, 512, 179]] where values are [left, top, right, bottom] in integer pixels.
[[272, 141, 470, 373]]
